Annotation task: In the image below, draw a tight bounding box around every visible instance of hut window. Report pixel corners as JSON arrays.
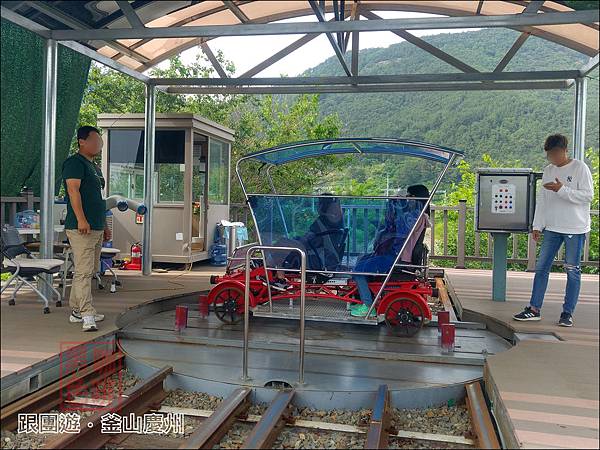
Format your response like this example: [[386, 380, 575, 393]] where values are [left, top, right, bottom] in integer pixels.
[[208, 138, 229, 205]]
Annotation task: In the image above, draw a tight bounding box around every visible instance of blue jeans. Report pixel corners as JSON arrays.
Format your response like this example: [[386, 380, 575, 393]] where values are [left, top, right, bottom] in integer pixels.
[[530, 230, 586, 315], [355, 275, 373, 306], [353, 254, 395, 307]]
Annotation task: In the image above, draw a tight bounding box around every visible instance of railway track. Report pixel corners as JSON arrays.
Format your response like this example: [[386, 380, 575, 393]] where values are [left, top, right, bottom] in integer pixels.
[[1, 351, 125, 431], [1, 350, 500, 449]]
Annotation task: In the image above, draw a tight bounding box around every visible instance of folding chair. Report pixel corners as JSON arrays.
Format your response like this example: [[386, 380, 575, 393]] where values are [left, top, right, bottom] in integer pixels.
[[95, 247, 121, 293], [24, 241, 73, 299], [1, 225, 64, 314]]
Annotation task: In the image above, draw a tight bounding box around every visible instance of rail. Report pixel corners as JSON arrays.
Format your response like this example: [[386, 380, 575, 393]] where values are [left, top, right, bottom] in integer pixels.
[[0, 352, 125, 431], [182, 387, 252, 449], [465, 381, 501, 449], [243, 389, 296, 449], [231, 202, 599, 269], [365, 384, 393, 449], [44, 365, 173, 449], [243, 245, 307, 384]]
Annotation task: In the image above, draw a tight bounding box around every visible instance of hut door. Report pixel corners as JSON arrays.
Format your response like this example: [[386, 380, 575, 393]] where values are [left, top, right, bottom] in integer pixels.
[[191, 133, 208, 251]]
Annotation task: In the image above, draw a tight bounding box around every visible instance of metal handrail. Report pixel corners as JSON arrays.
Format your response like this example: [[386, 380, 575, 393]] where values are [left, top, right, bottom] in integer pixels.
[[243, 245, 307, 384]]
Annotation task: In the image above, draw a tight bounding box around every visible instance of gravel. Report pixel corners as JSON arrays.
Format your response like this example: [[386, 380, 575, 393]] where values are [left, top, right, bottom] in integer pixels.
[[391, 439, 468, 449], [210, 401, 472, 449], [76, 369, 141, 400], [1, 382, 473, 450], [428, 298, 446, 315], [292, 407, 371, 426], [389, 404, 473, 450], [391, 404, 472, 437], [162, 388, 222, 411], [274, 428, 365, 449], [1, 431, 46, 450]]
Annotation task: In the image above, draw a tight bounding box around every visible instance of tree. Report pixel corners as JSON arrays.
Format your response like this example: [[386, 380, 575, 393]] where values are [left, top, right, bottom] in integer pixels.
[[437, 151, 599, 273], [586, 147, 599, 265], [76, 51, 242, 153], [76, 53, 342, 205], [230, 94, 342, 203]]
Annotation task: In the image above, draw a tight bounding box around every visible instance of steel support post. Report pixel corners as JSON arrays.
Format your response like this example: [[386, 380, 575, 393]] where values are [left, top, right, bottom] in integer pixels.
[[142, 84, 155, 276], [526, 233, 537, 272], [572, 76, 587, 161], [456, 200, 467, 269], [492, 233, 508, 301], [228, 226, 237, 257], [40, 39, 58, 298]]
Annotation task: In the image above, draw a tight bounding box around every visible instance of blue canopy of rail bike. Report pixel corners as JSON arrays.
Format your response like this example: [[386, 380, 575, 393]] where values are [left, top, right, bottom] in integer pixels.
[[239, 138, 464, 166]]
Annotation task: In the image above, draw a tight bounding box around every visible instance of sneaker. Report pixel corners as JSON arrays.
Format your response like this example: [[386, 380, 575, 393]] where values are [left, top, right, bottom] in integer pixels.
[[350, 304, 376, 318], [267, 278, 292, 292], [513, 306, 541, 321], [558, 313, 573, 327], [70, 310, 105, 323], [260, 277, 289, 292], [82, 316, 98, 332]]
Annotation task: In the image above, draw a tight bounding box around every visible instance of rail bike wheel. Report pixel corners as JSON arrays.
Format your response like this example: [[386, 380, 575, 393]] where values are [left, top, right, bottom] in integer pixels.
[[212, 284, 245, 324], [384, 297, 425, 337]]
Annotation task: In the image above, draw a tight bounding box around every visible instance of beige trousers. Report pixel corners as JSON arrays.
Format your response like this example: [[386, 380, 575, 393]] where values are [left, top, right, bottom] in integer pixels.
[[66, 229, 103, 316]]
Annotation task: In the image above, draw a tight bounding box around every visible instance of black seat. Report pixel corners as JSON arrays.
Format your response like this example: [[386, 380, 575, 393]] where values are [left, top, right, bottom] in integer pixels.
[[410, 226, 428, 266], [390, 226, 429, 280], [299, 227, 348, 272]]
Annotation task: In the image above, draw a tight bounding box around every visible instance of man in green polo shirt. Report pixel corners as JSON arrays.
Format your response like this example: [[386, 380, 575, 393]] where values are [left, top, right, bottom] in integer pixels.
[[63, 126, 109, 331]]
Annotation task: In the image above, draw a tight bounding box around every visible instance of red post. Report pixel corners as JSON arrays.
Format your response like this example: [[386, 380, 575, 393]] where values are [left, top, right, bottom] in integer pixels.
[[198, 294, 209, 319], [441, 323, 455, 353], [175, 305, 188, 331], [437, 310, 450, 331]]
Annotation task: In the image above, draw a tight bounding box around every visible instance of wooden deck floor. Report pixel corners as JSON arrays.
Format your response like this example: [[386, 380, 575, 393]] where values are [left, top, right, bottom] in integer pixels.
[[446, 268, 599, 449], [0, 265, 221, 378], [2, 266, 598, 449]]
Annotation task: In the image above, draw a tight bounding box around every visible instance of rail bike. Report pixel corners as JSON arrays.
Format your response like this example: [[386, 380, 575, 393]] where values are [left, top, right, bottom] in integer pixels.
[[208, 138, 463, 336]]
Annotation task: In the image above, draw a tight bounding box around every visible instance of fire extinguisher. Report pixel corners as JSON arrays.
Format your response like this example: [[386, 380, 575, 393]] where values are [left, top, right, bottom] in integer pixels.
[[123, 242, 142, 271]]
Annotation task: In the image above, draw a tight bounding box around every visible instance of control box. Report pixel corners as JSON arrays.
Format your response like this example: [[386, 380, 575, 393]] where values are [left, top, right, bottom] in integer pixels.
[[475, 168, 538, 233]]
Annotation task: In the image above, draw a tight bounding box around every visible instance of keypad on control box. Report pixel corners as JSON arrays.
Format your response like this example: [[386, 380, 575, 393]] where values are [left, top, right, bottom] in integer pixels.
[[492, 184, 516, 214]]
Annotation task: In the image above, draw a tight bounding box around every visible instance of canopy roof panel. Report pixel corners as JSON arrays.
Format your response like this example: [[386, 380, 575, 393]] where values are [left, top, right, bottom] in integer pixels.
[[239, 138, 464, 166], [5, 1, 598, 74]]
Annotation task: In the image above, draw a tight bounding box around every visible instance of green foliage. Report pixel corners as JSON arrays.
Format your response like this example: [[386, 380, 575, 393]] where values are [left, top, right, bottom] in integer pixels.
[[588, 147, 600, 210], [586, 147, 599, 265], [77, 51, 244, 153], [438, 153, 518, 269], [230, 94, 342, 202], [303, 28, 599, 271], [561, 1, 599, 10], [308, 29, 599, 189], [437, 150, 599, 272], [71, 27, 598, 271], [332, 178, 382, 196], [77, 53, 342, 204]]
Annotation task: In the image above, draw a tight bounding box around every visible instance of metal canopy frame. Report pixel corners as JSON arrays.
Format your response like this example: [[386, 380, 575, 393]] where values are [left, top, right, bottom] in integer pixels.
[[1, 1, 597, 277]]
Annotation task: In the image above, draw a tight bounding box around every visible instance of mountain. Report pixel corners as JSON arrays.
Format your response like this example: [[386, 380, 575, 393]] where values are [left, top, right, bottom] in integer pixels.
[[304, 28, 598, 187]]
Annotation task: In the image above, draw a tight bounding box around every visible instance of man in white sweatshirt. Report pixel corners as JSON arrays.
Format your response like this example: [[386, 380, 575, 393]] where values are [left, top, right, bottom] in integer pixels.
[[513, 134, 594, 327]]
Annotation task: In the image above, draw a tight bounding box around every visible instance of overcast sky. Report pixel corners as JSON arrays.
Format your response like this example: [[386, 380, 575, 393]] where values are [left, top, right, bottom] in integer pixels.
[[155, 11, 477, 77]]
